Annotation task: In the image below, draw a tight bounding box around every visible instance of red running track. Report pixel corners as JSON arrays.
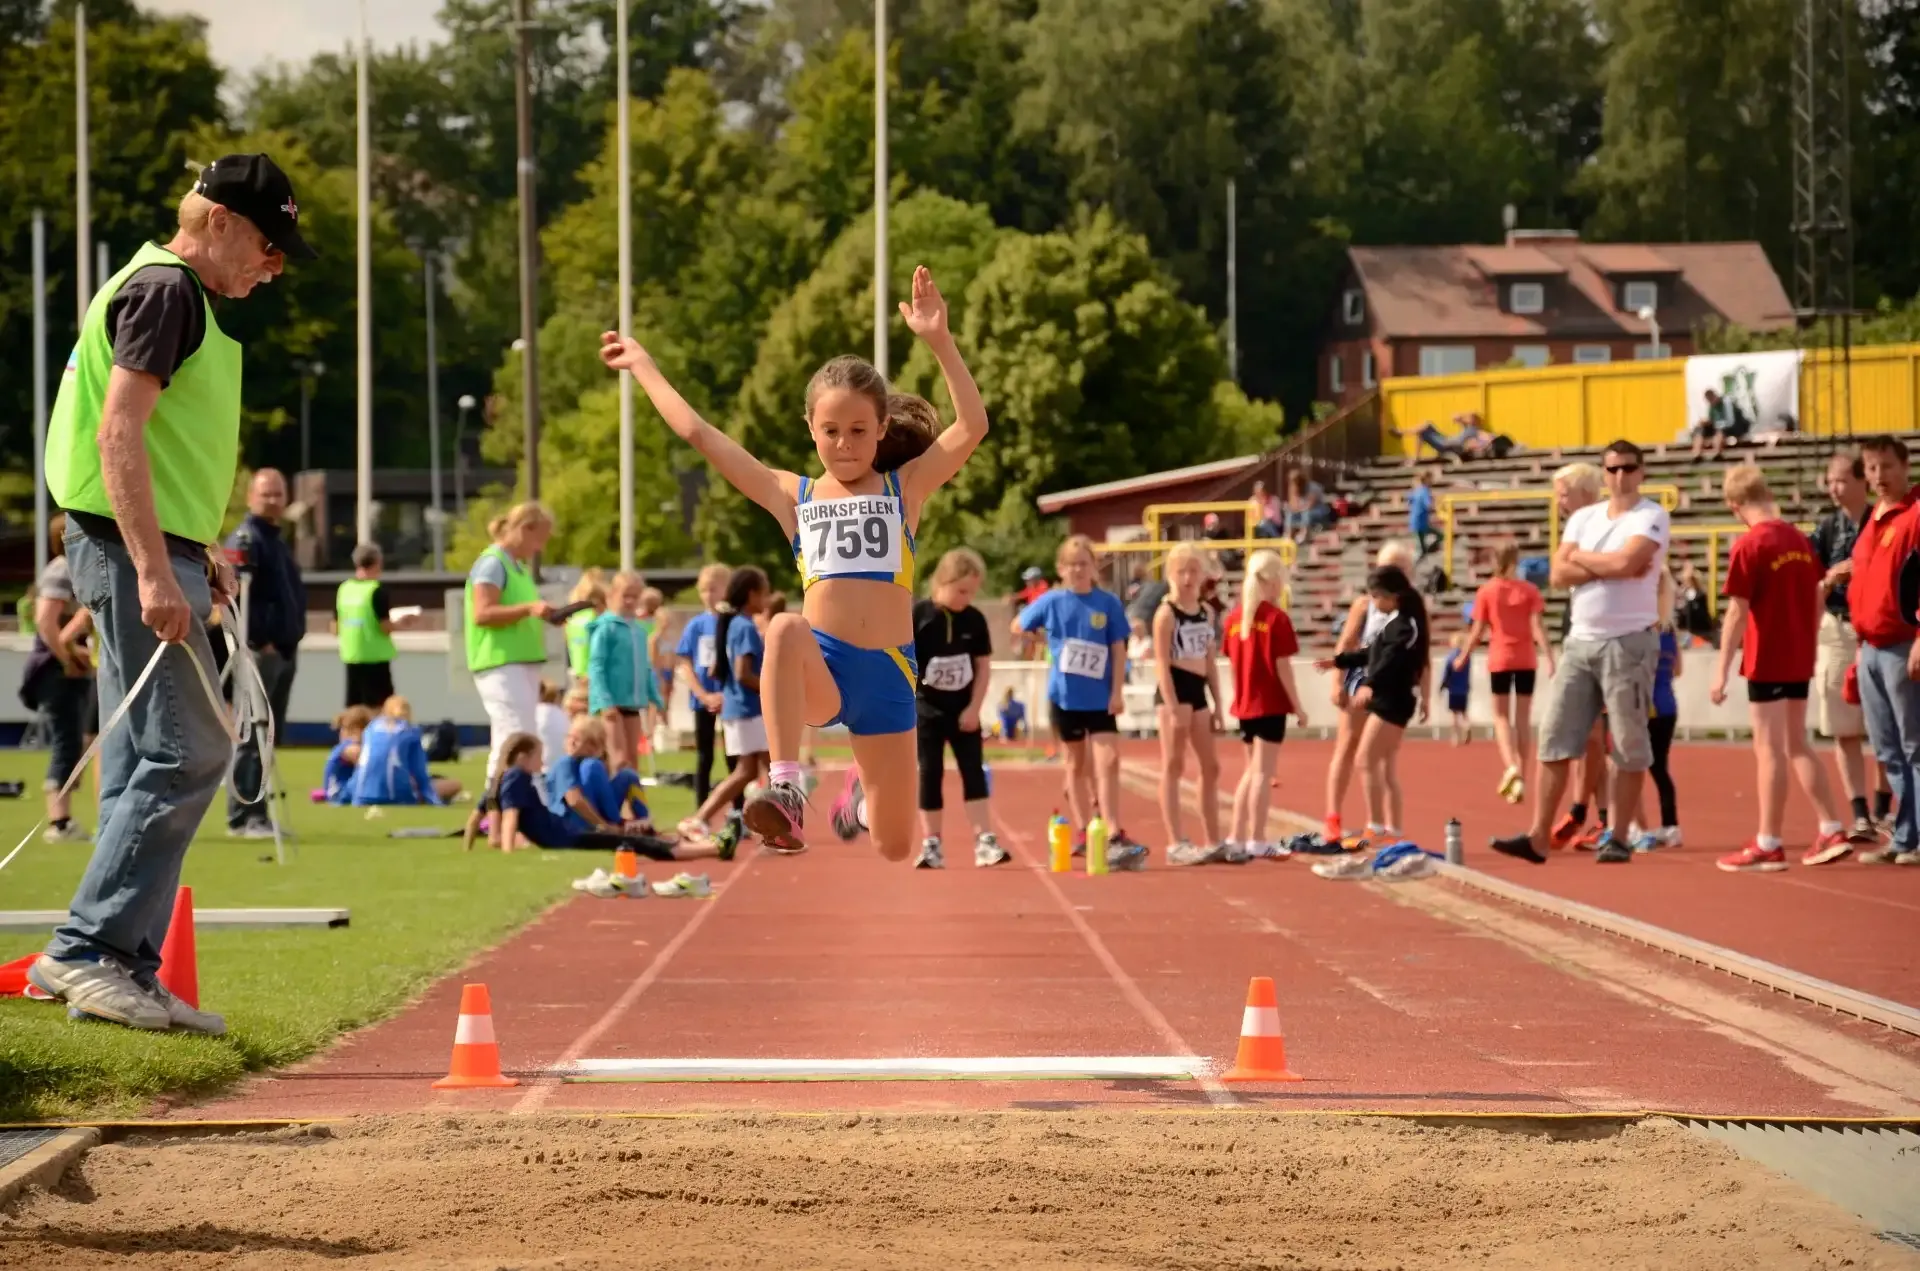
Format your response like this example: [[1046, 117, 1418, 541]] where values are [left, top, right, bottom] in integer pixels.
[[1121, 737, 1920, 1007], [178, 762, 1919, 1121]]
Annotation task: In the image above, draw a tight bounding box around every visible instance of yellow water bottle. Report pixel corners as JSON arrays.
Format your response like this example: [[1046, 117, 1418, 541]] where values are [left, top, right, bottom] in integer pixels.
[[1048, 812, 1072, 873], [1086, 816, 1110, 876]]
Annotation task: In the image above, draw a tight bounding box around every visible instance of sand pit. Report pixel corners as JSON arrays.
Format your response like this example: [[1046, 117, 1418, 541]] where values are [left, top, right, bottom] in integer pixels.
[[4, 1112, 1913, 1269]]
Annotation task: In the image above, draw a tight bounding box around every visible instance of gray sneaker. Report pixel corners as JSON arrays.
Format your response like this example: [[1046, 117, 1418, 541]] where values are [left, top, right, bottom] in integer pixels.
[[1897, 849, 1920, 866], [140, 982, 227, 1036], [1859, 846, 1904, 865], [914, 837, 945, 869], [228, 821, 278, 841], [27, 955, 170, 1031], [42, 821, 92, 844], [1167, 840, 1210, 867], [973, 833, 1011, 867]]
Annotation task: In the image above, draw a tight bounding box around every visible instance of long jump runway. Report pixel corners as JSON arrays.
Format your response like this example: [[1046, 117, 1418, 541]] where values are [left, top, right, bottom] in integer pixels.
[[175, 758, 1920, 1122]]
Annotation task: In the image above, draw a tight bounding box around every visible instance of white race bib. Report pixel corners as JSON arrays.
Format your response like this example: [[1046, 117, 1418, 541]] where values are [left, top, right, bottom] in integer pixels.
[[1060, 638, 1110, 680], [1172, 620, 1213, 661], [922, 653, 973, 693], [797, 494, 903, 580], [696, 635, 717, 674]]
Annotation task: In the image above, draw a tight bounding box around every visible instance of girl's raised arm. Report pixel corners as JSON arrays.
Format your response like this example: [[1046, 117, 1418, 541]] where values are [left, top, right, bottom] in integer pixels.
[[897, 267, 989, 506], [601, 333, 798, 538]]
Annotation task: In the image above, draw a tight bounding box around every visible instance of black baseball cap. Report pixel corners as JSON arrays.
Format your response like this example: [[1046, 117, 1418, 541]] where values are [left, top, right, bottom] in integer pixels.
[[192, 154, 317, 261]]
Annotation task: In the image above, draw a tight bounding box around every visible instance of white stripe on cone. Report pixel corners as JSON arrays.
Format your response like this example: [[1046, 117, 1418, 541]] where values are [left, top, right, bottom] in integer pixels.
[[1240, 1005, 1282, 1037], [454, 1013, 497, 1045]]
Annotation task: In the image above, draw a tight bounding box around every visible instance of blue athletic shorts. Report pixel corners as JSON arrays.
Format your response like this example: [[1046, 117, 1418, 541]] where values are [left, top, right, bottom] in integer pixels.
[[815, 629, 918, 736]]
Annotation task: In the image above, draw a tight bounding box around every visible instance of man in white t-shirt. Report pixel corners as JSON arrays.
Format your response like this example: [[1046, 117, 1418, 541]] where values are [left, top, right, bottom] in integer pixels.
[[1494, 440, 1669, 865]]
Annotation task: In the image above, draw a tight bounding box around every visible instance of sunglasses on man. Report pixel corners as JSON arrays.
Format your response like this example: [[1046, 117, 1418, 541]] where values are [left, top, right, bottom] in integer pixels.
[[1605, 463, 1641, 475]]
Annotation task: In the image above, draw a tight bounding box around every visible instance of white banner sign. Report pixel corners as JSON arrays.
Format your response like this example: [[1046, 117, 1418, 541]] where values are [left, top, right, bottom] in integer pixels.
[[1681, 349, 1802, 440]]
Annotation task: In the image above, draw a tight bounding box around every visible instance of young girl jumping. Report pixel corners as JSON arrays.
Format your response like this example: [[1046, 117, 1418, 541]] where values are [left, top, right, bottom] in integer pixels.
[[1222, 550, 1308, 857], [1013, 535, 1150, 868], [1153, 544, 1229, 865], [601, 267, 987, 861], [1316, 565, 1430, 846], [911, 547, 1007, 869]]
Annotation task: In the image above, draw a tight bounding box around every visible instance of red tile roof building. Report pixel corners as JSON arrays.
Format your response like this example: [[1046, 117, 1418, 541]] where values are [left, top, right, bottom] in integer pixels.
[[1321, 230, 1795, 407]]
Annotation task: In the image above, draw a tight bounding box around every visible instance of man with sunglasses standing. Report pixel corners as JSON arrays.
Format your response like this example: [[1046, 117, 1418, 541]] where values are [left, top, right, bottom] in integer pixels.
[[30, 155, 317, 1033], [1494, 440, 1668, 865]]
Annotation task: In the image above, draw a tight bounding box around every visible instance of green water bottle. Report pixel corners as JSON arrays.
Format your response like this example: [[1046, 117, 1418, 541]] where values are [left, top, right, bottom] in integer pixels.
[[1086, 816, 1110, 876]]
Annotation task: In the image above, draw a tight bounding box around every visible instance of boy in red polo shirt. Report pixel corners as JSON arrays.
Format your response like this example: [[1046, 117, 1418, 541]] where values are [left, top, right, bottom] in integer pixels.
[[1844, 435, 1920, 865], [1711, 465, 1846, 871]]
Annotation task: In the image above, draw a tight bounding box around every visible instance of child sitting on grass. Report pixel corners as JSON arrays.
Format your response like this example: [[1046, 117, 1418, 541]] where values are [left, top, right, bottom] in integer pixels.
[[350, 696, 464, 806], [319, 705, 375, 804], [549, 714, 650, 832], [471, 732, 730, 862]]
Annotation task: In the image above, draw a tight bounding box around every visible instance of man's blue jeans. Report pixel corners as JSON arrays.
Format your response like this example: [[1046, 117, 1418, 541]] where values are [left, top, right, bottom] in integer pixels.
[[1857, 640, 1920, 852], [44, 529, 231, 984]]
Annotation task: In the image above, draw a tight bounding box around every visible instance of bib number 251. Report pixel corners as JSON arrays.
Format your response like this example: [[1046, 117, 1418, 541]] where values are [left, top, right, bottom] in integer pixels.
[[811, 516, 889, 562]]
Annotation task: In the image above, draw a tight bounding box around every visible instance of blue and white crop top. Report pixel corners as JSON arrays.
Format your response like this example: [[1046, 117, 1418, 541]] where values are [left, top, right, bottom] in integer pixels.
[[790, 469, 917, 592]]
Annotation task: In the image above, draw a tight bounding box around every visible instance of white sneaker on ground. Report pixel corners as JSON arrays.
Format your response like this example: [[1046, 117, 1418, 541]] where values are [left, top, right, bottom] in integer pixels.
[[973, 833, 1010, 867], [651, 872, 712, 898], [27, 955, 169, 1031], [143, 982, 227, 1036], [42, 821, 92, 844], [914, 837, 945, 869]]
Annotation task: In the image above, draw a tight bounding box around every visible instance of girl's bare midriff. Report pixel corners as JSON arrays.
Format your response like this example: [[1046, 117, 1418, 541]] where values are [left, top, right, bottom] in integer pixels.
[[804, 576, 913, 649]]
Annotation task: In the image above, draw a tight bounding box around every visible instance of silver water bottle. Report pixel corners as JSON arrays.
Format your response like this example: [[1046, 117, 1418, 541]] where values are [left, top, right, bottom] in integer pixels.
[[1444, 818, 1463, 865]]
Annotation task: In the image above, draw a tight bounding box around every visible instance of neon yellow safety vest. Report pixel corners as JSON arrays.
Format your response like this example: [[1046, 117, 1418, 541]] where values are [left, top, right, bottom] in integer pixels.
[[566, 608, 595, 679], [336, 578, 396, 665], [463, 546, 547, 672], [45, 242, 242, 545]]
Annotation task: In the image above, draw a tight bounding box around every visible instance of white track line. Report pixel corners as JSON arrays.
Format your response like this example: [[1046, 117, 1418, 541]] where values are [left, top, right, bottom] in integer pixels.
[[510, 851, 757, 1115], [993, 811, 1236, 1106]]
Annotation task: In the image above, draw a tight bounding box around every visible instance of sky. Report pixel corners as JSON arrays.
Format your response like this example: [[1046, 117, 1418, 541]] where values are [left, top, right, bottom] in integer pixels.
[[144, 0, 449, 77]]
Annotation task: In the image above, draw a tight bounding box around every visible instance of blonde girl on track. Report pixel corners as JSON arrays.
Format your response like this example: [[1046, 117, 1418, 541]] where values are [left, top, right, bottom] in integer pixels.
[[1153, 543, 1230, 865], [601, 266, 988, 860], [1323, 540, 1419, 841], [1222, 550, 1310, 856]]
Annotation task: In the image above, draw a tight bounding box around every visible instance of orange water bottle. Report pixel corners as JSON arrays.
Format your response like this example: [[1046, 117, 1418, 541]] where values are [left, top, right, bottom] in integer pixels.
[[1048, 811, 1072, 873], [1086, 816, 1110, 876]]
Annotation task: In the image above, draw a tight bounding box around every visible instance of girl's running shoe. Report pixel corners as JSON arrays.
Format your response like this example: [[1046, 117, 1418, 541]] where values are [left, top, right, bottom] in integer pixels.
[[974, 833, 1011, 867], [745, 781, 809, 852], [1802, 830, 1853, 866], [713, 811, 745, 861], [829, 768, 864, 841], [651, 872, 712, 898], [1107, 831, 1150, 871], [1717, 841, 1787, 872], [1496, 767, 1520, 800]]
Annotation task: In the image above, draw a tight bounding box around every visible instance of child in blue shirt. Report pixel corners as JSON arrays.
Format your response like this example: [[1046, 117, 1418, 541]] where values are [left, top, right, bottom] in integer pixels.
[[1012, 536, 1148, 866], [350, 697, 463, 806], [547, 715, 650, 832], [679, 567, 770, 848], [477, 732, 728, 862], [318, 705, 373, 805], [1441, 631, 1472, 746], [996, 688, 1027, 741]]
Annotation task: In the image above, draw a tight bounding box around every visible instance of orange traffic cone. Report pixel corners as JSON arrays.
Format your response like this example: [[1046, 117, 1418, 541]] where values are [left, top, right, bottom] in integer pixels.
[[1221, 976, 1302, 1082], [612, 847, 641, 879], [157, 886, 200, 1008], [0, 953, 35, 997], [432, 983, 519, 1089]]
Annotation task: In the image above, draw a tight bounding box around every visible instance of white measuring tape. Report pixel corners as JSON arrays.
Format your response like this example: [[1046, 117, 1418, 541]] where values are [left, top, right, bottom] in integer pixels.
[[0, 596, 285, 874]]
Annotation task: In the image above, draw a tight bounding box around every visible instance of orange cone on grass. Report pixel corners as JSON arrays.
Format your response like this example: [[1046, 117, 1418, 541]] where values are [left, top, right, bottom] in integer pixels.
[[1221, 976, 1302, 1082], [0, 953, 35, 997], [157, 885, 199, 1008], [432, 983, 519, 1088]]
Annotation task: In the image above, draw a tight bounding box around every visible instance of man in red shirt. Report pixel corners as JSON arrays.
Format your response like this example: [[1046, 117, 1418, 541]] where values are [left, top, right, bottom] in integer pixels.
[[1844, 436, 1920, 865], [1710, 465, 1844, 870]]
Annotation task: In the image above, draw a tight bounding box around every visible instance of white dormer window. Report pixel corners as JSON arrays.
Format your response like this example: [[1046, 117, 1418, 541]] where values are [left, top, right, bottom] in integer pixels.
[[1623, 280, 1658, 312], [1329, 354, 1344, 392], [1509, 282, 1545, 314], [1342, 289, 1365, 324]]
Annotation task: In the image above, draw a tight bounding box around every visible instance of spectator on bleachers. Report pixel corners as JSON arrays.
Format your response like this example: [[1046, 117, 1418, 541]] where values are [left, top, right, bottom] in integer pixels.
[[1408, 472, 1441, 560], [1687, 387, 1751, 461], [1395, 413, 1497, 465], [1250, 481, 1283, 537], [1283, 470, 1334, 542]]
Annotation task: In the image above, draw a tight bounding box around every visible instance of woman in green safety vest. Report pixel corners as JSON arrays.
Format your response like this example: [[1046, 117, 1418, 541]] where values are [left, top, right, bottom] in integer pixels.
[[564, 568, 608, 688], [465, 502, 555, 784]]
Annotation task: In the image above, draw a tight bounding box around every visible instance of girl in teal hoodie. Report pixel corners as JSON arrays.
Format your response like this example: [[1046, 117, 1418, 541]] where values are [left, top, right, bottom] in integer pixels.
[[588, 572, 663, 772]]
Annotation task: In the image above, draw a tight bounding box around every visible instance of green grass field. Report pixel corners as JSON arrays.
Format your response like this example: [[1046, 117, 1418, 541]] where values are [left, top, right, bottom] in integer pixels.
[[0, 745, 697, 1122]]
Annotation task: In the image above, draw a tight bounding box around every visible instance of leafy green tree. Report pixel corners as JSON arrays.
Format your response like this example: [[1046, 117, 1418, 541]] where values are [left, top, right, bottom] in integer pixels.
[[536, 383, 697, 566]]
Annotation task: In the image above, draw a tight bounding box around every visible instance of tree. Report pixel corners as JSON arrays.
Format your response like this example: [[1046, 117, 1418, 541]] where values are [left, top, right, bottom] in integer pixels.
[[535, 382, 698, 567]]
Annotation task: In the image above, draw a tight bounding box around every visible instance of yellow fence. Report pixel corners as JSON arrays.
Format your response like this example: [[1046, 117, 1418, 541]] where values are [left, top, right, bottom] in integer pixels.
[[1380, 342, 1920, 456]]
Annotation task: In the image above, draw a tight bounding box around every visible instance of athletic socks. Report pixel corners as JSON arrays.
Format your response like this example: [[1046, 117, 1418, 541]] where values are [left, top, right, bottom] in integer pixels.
[[1851, 796, 1871, 822], [1757, 835, 1783, 851], [51, 818, 70, 831], [1874, 789, 1894, 820], [1818, 820, 1843, 836], [1568, 803, 1587, 825], [769, 760, 802, 788]]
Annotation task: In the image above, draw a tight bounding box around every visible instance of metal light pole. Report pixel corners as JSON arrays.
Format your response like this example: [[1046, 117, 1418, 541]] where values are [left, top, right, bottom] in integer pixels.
[[425, 251, 445, 571], [32, 210, 49, 579], [95, 242, 108, 295], [872, 0, 888, 377], [616, 0, 635, 571], [75, 3, 91, 311], [1637, 304, 1661, 359], [513, 0, 541, 504], [456, 394, 476, 518], [1226, 178, 1238, 385], [297, 359, 325, 471], [355, 0, 374, 545]]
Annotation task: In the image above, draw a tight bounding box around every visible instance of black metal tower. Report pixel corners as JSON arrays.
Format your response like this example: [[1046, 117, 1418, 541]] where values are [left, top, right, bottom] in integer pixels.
[[1791, 0, 1855, 437]]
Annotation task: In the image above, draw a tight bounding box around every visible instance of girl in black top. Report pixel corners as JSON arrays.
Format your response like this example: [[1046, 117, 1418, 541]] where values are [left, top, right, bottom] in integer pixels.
[[1316, 565, 1430, 845], [1154, 544, 1229, 864], [911, 548, 1008, 869]]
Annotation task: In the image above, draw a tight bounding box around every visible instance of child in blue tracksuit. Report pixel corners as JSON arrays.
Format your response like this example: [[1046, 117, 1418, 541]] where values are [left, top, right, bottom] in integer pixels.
[[1442, 631, 1472, 746], [319, 705, 374, 804], [547, 714, 650, 832], [587, 572, 662, 775], [350, 697, 464, 806]]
